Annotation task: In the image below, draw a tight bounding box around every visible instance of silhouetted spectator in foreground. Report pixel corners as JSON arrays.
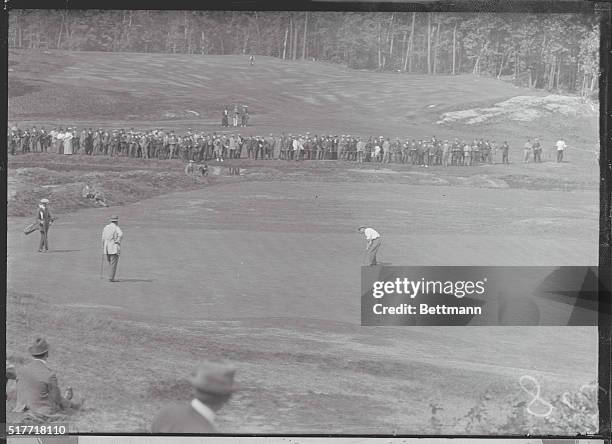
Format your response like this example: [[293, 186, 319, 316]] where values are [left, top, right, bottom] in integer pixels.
[[151, 360, 238, 433]]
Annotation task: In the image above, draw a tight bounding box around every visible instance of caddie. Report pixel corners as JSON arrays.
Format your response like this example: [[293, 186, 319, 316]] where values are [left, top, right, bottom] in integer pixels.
[[36, 198, 54, 253]]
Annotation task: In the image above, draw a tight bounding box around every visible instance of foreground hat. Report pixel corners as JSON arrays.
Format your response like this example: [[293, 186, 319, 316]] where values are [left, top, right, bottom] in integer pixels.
[[357, 226, 366, 231], [110, 215, 119, 222], [189, 361, 238, 396], [40, 198, 49, 204], [29, 337, 49, 356]]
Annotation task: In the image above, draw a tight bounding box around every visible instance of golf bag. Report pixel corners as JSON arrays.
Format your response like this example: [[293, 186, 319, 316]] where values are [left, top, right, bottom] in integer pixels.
[[24, 223, 38, 235]]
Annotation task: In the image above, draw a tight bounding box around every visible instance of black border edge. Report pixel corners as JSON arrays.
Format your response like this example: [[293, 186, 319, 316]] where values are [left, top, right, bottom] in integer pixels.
[[598, 0, 612, 439], [1, 0, 10, 438], [1, 0, 600, 13]]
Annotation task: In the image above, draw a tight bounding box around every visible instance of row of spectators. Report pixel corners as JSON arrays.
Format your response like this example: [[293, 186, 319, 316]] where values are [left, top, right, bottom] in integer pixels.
[[10, 126, 567, 165]]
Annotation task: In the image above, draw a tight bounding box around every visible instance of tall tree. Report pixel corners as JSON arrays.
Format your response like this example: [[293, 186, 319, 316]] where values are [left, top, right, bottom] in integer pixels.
[[7, 9, 599, 94], [433, 18, 441, 74], [427, 13, 432, 74], [405, 12, 416, 72], [302, 11, 308, 60], [292, 15, 298, 60], [452, 18, 457, 75]]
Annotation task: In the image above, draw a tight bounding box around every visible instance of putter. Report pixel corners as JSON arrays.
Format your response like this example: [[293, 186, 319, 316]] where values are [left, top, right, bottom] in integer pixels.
[[100, 252, 104, 279]]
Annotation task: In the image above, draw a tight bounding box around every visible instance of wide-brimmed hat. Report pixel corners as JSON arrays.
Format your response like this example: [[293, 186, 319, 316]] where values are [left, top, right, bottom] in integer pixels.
[[188, 361, 238, 396], [29, 337, 49, 356], [110, 215, 119, 222], [40, 198, 49, 204], [357, 226, 366, 231]]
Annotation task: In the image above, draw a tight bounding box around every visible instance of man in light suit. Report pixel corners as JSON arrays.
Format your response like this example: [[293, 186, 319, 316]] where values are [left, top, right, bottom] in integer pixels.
[[151, 360, 238, 433], [13, 337, 84, 416], [37, 198, 54, 252], [102, 215, 123, 282]]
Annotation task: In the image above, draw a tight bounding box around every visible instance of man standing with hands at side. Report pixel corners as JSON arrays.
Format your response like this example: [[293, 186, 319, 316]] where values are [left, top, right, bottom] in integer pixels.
[[358, 226, 382, 266], [102, 215, 123, 282]]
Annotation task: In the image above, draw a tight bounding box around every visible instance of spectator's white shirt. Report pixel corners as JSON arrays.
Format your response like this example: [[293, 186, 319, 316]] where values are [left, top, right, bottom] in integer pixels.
[[190, 399, 216, 426], [363, 227, 380, 241], [556, 140, 567, 151]]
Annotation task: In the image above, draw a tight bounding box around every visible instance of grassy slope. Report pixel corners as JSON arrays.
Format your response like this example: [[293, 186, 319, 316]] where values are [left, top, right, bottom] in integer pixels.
[[8, 50, 598, 152], [5, 289, 598, 434]]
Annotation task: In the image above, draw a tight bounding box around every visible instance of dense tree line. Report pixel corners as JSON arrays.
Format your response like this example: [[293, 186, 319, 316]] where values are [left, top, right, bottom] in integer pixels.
[[9, 10, 599, 95]]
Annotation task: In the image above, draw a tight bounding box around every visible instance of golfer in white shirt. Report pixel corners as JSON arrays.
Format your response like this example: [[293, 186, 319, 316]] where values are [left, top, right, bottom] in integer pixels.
[[555, 139, 567, 162], [358, 226, 382, 266]]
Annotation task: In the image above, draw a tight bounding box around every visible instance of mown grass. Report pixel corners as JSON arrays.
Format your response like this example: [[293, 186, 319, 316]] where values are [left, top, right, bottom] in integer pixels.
[[6, 288, 599, 434]]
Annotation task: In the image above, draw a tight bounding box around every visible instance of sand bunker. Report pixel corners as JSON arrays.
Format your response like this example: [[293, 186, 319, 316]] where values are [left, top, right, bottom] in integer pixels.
[[437, 95, 597, 126]]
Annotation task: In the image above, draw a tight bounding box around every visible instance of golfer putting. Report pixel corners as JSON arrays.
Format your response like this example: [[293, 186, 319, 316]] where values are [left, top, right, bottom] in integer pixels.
[[102, 215, 123, 282], [358, 226, 382, 266]]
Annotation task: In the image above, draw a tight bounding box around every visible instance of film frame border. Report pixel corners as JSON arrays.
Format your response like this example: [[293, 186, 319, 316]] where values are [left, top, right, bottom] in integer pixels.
[[1, 0, 610, 439]]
